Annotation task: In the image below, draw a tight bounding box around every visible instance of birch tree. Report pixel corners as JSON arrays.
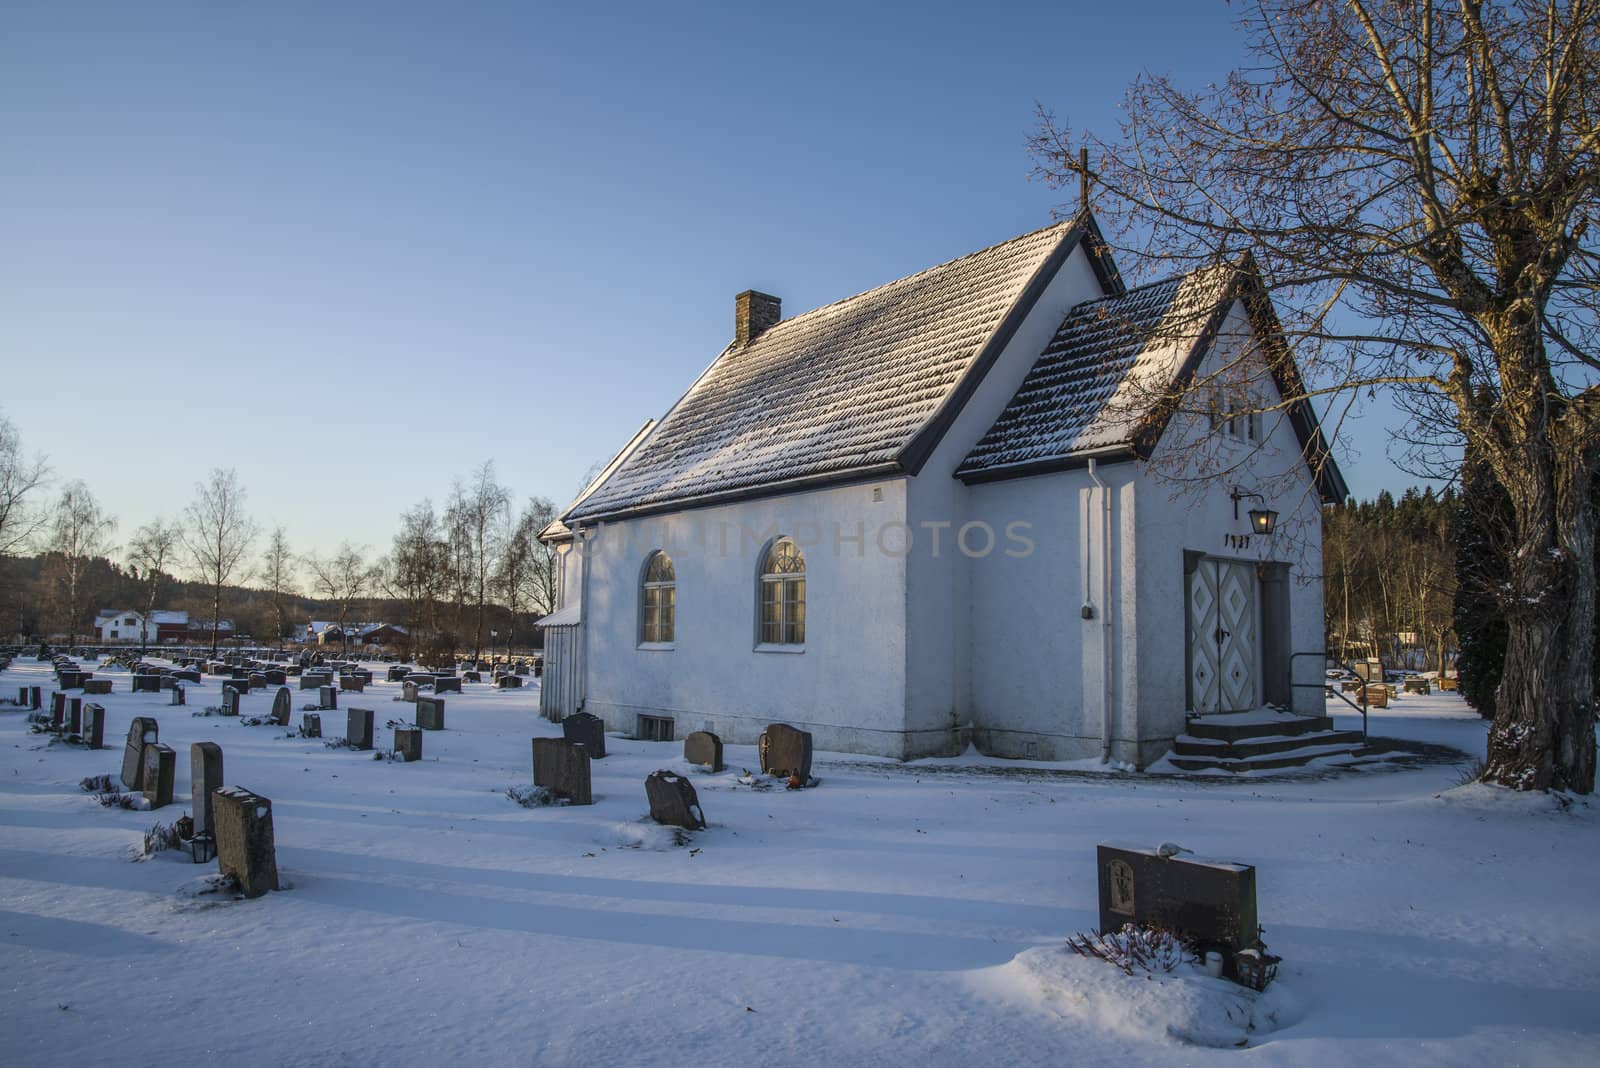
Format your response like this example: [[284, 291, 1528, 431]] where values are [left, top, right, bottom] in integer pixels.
[[183, 468, 257, 656], [127, 517, 180, 654], [259, 526, 297, 645], [304, 542, 373, 653], [1034, 0, 1600, 792], [47, 481, 115, 646]]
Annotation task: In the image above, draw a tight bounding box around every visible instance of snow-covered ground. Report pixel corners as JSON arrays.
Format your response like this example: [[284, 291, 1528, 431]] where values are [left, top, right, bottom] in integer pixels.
[[1, 657, 1595, 1066]]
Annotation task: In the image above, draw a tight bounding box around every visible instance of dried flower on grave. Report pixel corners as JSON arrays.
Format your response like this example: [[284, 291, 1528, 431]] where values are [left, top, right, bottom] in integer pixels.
[[506, 784, 555, 808], [141, 821, 184, 857], [80, 773, 118, 793], [1066, 924, 1199, 976], [322, 736, 352, 750]]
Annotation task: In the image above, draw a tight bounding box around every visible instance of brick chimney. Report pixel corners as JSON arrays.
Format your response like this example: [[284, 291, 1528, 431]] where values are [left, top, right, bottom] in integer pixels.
[[735, 290, 781, 346]]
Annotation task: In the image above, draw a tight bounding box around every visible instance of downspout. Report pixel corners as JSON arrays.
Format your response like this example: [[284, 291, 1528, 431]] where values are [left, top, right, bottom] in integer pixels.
[[1087, 460, 1115, 761]]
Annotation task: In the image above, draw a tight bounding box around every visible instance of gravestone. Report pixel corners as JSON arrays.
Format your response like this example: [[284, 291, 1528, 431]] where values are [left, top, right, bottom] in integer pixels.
[[27, 685, 41, 709], [1439, 676, 1458, 692], [531, 737, 592, 804], [393, 727, 423, 763], [227, 677, 251, 696], [121, 717, 159, 790], [432, 676, 462, 695], [387, 665, 411, 682], [645, 770, 706, 830], [248, 673, 268, 690], [683, 731, 724, 772], [81, 703, 105, 749], [1096, 843, 1261, 981], [67, 696, 83, 734], [514, 661, 528, 676], [347, 708, 375, 751], [48, 692, 65, 732], [1364, 684, 1390, 708], [319, 685, 338, 711], [496, 674, 522, 689], [132, 674, 161, 694], [758, 723, 813, 781], [416, 696, 445, 731], [263, 669, 286, 686], [562, 712, 606, 758], [175, 669, 202, 684], [270, 687, 292, 726], [340, 675, 364, 693], [191, 742, 224, 840], [1403, 678, 1431, 695], [171, 684, 186, 706], [221, 687, 241, 717], [402, 681, 421, 702], [142, 743, 176, 808], [301, 712, 321, 738], [461, 670, 481, 684], [300, 673, 327, 691], [159, 675, 176, 690], [84, 678, 111, 695], [212, 786, 279, 898]]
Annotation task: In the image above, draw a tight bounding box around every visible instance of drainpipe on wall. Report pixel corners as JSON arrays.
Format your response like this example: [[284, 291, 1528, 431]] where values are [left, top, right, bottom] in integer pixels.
[[577, 526, 591, 713], [1087, 460, 1115, 761]]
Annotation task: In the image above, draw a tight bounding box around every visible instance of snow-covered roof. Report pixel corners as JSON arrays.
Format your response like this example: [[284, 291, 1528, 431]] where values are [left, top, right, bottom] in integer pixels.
[[149, 610, 189, 625], [535, 603, 581, 628], [958, 258, 1348, 502], [958, 266, 1235, 478], [565, 218, 1102, 522]]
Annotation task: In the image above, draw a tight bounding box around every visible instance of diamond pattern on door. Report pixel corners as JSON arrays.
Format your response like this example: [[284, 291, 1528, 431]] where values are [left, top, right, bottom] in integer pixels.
[[1187, 563, 1220, 714], [1187, 558, 1258, 714]]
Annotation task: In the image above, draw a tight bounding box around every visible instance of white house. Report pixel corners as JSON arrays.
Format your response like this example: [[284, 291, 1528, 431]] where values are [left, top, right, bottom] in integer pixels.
[[538, 212, 1346, 767], [94, 609, 190, 644]]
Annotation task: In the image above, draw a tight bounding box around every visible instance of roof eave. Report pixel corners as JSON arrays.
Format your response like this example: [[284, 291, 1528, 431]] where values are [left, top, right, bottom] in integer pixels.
[[565, 462, 907, 526], [957, 445, 1140, 486]]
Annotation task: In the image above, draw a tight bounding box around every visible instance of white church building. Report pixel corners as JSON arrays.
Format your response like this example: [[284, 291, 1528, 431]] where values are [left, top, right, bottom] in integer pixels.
[[538, 212, 1347, 767]]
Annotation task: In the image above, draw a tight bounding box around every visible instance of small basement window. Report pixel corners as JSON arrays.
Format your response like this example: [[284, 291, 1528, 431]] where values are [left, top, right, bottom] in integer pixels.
[[637, 714, 675, 742]]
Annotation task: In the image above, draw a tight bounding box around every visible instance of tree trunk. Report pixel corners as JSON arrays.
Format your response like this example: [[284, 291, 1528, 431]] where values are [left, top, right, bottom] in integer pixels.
[[1483, 426, 1598, 794]]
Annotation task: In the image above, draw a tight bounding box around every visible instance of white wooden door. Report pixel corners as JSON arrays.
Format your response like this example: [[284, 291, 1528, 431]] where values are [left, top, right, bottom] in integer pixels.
[[1188, 559, 1258, 714]]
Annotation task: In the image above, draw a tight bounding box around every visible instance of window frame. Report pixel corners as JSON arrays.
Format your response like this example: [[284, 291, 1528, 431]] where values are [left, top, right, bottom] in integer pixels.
[[756, 536, 806, 649], [638, 550, 676, 647]]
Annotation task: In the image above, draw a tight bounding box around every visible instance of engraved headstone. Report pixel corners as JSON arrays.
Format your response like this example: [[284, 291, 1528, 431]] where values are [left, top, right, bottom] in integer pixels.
[[171, 684, 186, 706], [340, 675, 364, 693], [1096, 843, 1261, 981], [319, 685, 338, 711], [387, 664, 412, 682], [221, 686, 241, 717], [48, 692, 65, 732], [67, 696, 83, 734], [263, 669, 286, 686], [758, 723, 813, 781], [683, 731, 724, 772], [27, 685, 41, 710], [347, 707, 375, 751], [81, 703, 105, 749], [645, 770, 706, 830], [393, 727, 423, 763], [212, 786, 279, 898], [142, 743, 176, 808], [402, 681, 420, 702], [121, 716, 159, 790], [300, 673, 327, 691], [433, 675, 462, 695], [132, 674, 161, 694], [271, 687, 292, 726], [191, 742, 223, 839], [301, 712, 322, 738], [562, 712, 607, 758], [416, 696, 445, 731], [532, 737, 592, 804], [84, 678, 111, 695], [496, 674, 522, 689]]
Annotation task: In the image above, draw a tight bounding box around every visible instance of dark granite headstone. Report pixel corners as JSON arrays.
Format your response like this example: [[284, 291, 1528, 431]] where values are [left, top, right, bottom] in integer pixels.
[[759, 724, 813, 780], [213, 786, 279, 898], [171, 684, 186, 706], [416, 696, 445, 731], [132, 674, 161, 694], [683, 731, 724, 772], [271, 687, 292, 726], [319, 685, 338, 711], [84, 678, 111, 695], [432, 675, 461, 695], [221, 687, 241, 717], [387, 665, 412, 682], [645, 770, 706, 830], [81, 703, 105, 749], [263, 669, 286, 686], [496, 674, 522, 689], [340, 675, 364, 693], [175, 669, 202, 684], [347, 707, 375, 750], [27, 685, 41, 709], [461, 670, 481, 684], [48, 692, 65, 732], [562, 712, 606, 758], [142, 743, 176, 808], [191, 742, 223, 839], [393, 727, 423, 763], [121, 716, 159, 790], [532, 737, 592, 804], [67, 696, 83, 734], [301, 712, 322, 738], [402, 681, 421, 702], [1096, 843, 1260, 980], [300, 673, 327, 691]]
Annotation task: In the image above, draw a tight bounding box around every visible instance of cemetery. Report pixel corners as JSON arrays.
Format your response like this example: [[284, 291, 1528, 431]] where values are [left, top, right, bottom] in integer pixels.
[[0, 648, 1593, 1064]]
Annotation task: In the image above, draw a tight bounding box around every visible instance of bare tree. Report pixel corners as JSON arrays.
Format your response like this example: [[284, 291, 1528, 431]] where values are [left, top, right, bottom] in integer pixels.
[[304, 542, 374, 653], [46, 481, 115, 645], [183, 468, 257, 656], [127, 517, 181, 655], [258, 526, 297, 646], [380, 499, 450, 657], [0, 408, 49, 558], [1034, 0, 1600, 792], [449, 461, 508, 658]]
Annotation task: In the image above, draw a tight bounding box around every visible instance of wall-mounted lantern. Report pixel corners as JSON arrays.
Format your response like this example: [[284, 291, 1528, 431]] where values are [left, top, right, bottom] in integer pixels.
[[1231, 487, 1278, 535]]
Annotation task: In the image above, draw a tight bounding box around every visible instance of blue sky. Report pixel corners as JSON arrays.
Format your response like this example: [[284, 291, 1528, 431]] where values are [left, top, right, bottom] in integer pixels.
[[1, 1, 1413, 564]]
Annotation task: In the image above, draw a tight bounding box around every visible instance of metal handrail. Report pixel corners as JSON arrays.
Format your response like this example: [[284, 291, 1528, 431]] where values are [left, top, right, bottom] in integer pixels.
[[1291, 650, 1367, 741]]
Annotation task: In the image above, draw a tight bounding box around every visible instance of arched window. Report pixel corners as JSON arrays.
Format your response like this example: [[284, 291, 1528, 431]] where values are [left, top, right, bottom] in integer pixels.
[[640, 551, 675, 644], [759, 538, 806, 645]]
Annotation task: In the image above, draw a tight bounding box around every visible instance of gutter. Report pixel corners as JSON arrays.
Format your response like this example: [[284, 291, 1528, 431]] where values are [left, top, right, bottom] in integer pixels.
[[1087, 459, 1115, 761]]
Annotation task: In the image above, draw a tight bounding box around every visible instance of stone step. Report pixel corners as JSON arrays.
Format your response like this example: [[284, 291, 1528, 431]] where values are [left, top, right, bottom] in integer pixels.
[[1166, 739, 1367, 774], [1184, 713, 1335, 742], [1172, 728, 1366, 760]]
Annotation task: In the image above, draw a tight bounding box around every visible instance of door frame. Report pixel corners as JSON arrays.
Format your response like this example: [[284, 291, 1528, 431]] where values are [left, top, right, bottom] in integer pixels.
[[1183, 550, 1271, 715]]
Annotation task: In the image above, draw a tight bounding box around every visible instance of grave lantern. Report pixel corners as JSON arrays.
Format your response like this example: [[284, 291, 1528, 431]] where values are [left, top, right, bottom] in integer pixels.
[[191, 832, 216, 864]]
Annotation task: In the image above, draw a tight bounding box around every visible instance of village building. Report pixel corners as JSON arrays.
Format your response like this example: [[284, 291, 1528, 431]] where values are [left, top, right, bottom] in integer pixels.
[[538, 212, 1347, 766]]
